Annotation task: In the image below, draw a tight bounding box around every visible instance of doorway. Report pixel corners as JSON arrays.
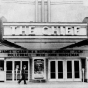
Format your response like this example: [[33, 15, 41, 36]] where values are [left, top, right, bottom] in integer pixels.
[[6, 59, 29, 81], [49, 59, 81, 81]]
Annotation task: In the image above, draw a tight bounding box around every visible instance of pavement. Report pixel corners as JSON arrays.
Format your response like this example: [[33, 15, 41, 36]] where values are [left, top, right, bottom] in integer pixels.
[[0, 81, 88, 88]]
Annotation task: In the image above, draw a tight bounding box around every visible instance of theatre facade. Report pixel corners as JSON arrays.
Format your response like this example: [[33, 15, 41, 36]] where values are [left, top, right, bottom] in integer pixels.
[[0, 22, 88, 82], [1, 0, 88, 83]]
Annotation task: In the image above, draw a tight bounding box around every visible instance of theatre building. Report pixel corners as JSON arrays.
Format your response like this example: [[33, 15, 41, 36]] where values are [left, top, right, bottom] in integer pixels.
[[0, 0, 88, 82]]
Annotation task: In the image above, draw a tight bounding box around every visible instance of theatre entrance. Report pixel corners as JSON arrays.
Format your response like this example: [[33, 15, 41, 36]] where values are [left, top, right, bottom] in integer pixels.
[[5, 58, 29, 81], [48, 59, 82, 81]]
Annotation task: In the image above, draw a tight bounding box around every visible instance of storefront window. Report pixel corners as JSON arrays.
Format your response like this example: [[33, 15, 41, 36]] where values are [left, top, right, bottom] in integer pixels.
[[0, 60, 4, 71]]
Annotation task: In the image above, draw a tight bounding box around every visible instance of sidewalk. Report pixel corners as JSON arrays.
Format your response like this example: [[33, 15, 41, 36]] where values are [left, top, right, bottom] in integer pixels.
[[0, 81, 88, 88]]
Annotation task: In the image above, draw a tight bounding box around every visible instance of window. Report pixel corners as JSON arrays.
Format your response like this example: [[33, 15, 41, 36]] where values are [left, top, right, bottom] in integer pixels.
[[0, 60, 4, 71]]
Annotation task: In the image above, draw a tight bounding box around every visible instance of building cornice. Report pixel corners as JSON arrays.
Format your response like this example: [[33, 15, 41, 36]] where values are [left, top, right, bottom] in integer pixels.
[[1, 0, 83, 5], [3, 22, 87, 26]]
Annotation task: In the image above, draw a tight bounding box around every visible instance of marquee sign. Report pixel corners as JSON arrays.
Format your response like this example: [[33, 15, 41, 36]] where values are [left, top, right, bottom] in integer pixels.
[[3, 23, 87, 36], [0, 50, 83, 57], [0, 50, 83, 53]]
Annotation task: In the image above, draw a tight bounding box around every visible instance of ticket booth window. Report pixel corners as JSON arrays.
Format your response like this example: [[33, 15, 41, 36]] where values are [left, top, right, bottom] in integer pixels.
[[0, 60, 4, 71]]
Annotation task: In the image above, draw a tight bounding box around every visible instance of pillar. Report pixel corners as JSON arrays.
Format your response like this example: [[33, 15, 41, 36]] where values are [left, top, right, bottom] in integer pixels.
[[41, 0, 45, 22], [47, 0, 51, 22], [35, 0, 38, 22]]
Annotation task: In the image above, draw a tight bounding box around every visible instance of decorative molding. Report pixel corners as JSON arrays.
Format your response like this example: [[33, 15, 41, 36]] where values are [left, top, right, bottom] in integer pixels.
[[3, 35, 87, 39], [1, 0, 83, 5]]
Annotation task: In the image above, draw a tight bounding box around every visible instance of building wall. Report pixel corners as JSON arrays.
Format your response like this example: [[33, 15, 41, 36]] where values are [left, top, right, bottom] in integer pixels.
[[0, 0, 88, 82], [51, 3, 88, 22], [0, 0, 88, 22]]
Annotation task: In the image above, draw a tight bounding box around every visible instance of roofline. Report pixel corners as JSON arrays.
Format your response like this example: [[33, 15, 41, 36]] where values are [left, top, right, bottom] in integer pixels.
[[3, 22, 87, 26]]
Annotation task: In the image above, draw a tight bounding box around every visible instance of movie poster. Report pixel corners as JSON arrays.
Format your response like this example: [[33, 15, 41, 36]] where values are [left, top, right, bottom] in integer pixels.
[[34, 59, 44, 74]]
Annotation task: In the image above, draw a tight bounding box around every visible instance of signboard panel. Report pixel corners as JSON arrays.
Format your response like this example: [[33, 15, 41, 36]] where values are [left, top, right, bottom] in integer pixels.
[[34, 59, 44, 79]]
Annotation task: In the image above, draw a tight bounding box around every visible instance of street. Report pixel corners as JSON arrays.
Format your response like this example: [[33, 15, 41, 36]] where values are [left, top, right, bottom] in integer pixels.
[[0, 82, 88, 88]]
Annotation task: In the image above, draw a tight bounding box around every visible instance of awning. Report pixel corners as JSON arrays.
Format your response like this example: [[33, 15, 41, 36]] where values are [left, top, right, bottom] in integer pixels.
[[59, 39, 88, 50], [0, 19, 27, 50], [1, 40, 27, 50]]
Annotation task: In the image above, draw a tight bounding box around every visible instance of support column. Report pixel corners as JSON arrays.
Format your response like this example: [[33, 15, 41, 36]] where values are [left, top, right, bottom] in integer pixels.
[[85, 57, 88, 82], [35, 0, 38, 22], [47, 0, 51, 22], [41, 0, 45, 22]]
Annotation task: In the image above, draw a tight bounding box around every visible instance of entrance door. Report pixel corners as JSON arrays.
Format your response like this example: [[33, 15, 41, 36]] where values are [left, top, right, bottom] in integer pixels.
[[58, 61, 63, 80], [6, 60, 29, 81], [49, 60, 64, 81], [14, 61, 21, 81], [50, 61, 56, 80], [49, 59, 81, 81], [66, 60, 73, 81], [22, 61, 28, 80], [0, 60, 4, 81], [66, 60, 81, 81], [74, 60, 81, 81], [6, 61, 12, 81]]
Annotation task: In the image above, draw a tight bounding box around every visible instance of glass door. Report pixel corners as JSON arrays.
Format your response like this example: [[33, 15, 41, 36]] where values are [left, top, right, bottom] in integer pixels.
[[74, 60, 81, 81], [6, 59, 29, 81], [0, 60, 4, 81], [14, 61, 28, 81], [66, 61, 72, 80], [58, 61, 63, 80], [66, 60, 81, 81], [49, 60, 64, 81], [50, 61, 56, 80], [14, 61, 21, 81], [6, 61, 12, 81], [22, 61, 28, 80], [74, 61, 80, 78]]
